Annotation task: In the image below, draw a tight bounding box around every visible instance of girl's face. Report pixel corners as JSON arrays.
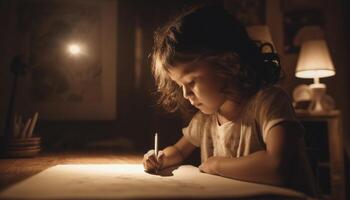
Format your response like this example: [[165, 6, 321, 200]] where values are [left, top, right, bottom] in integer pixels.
[[168, 61, 227, 114]]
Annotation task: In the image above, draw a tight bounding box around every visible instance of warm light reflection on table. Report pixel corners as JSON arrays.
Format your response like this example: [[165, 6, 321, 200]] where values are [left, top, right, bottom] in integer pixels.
[[0, 163, 307, 200]]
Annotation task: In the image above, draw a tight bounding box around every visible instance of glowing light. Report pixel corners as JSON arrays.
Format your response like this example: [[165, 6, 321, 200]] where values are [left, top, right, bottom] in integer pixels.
[[67, 44, 81, 55], [56, 164, 144, 174]]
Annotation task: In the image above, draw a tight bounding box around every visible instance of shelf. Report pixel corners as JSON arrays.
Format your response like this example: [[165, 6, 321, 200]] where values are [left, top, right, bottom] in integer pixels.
[[295, 109, 340, 119], [296, 111, 345, 200]]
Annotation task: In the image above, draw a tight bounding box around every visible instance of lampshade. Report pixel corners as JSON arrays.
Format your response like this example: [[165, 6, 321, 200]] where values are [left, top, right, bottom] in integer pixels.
[[295, 39, 335, 78]]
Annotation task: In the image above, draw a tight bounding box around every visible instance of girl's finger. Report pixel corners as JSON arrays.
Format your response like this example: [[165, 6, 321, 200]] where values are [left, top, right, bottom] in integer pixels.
[[145, 159, 156, 170], [157, 151, 165, 160], [156, 151, 165, 168], [143, 149, 164, 171], [146, 157, 158, 167], [143, 155, 155, 169], [143, 160, 149, 170], [198, 164, 204, 172], [143, 150, 156, 162], [148, 153, 159, 163], [146, 149, 155, 157], [145, 150, 158, 162]]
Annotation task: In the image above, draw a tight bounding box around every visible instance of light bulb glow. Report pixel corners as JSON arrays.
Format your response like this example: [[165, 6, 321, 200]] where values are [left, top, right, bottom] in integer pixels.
[[67, 44, 81, 55]]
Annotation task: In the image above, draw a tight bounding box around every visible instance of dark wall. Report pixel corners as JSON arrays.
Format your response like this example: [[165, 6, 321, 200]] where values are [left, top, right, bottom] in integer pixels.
[[0, 0, 349, 157], [116, 0, 207, 152], [0, 0, 203, 153]]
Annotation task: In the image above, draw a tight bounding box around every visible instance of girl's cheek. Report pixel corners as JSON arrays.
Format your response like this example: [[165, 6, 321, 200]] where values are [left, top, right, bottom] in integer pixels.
[[192, 86, 200, 95]]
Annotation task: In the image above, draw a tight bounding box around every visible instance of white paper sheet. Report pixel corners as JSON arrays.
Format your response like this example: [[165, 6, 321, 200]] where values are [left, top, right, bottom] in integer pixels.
[[0, 164, 307, 199]]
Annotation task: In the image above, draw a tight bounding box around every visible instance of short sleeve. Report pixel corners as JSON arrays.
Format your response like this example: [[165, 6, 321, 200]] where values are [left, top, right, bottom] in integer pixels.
[[256, 87, 300, 142], [182, 112, 207, 147]]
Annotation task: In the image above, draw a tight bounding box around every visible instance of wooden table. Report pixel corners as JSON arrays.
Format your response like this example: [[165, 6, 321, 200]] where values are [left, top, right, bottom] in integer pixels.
[[0, 151, 307, 200], [0, 151, 142, 192]]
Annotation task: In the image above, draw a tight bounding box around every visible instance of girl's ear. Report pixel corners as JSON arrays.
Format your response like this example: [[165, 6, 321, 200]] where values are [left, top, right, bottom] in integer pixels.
[[219, 75, 233, 95]]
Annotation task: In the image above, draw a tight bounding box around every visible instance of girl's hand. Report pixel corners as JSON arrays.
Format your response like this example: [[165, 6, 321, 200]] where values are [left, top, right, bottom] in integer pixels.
[[199, 156, 219, 175], [142, 149, 165, 173]]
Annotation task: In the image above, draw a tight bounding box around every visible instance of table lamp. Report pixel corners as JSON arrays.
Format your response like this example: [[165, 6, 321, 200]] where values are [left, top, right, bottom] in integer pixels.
[[295, 39, 336, 112]]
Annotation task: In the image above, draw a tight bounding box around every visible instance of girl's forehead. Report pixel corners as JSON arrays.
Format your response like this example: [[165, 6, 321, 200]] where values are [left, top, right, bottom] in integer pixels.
[[169, 62, 196, 75], [168, 61, 211, 80]]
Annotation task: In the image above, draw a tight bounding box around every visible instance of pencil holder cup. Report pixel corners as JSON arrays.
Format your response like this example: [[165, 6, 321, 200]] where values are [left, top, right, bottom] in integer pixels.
[[3, 112, 41, 157], [5, 136, 41, 158]]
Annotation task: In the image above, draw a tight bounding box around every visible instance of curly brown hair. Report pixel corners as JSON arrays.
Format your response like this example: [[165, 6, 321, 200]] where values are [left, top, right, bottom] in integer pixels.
[[152, 5, 282, 113]]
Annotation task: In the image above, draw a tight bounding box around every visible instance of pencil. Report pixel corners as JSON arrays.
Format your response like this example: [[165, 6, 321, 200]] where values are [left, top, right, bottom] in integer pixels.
[[155, 133, 158, 173], [20, 118, 32, 139], [27, 112, 39, 138], [155, 133, 158, 159]]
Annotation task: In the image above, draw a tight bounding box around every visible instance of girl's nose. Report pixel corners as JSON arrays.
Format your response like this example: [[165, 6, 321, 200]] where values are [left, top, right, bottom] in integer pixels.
[[182, 85, 193, 99]]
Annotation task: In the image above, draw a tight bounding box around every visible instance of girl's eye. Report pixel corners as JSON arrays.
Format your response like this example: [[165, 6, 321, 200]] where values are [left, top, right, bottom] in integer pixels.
[[188, 80, 195, 87], [173, 81, 182, 88]]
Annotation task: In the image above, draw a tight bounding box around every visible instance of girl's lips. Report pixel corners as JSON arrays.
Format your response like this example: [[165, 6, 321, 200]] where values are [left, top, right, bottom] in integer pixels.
[[193, 103, 202, 107], [190, 100, 201, 107]]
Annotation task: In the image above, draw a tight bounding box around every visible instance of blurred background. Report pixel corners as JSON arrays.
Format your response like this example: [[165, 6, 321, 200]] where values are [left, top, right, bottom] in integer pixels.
[[0, 0, 349, 197]]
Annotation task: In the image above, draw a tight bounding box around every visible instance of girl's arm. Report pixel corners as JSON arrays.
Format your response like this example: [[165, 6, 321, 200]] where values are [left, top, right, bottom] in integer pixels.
[[199, 121, 301, 186], [161, 136, 196, 168]]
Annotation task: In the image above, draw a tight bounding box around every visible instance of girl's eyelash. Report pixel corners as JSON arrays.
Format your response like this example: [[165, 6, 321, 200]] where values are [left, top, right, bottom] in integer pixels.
[[173, 78, 195, 88], [188, 80, 195, 86], [173, 81, 181, 87]]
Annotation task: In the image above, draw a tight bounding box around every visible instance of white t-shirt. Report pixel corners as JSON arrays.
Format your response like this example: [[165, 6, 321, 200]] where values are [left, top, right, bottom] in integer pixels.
[[182, 86, 316, 196]]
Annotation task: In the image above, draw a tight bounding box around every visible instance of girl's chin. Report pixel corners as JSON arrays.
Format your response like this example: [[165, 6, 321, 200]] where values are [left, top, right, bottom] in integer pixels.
[[198, 107, 216, 115]]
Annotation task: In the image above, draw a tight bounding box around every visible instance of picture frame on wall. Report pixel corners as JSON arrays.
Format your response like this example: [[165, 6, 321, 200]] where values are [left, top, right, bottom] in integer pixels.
[[280, 0, 325, 54], [223, 0, 266, 25], [283, 9, 324, 54], [16, 0, 117, 120]]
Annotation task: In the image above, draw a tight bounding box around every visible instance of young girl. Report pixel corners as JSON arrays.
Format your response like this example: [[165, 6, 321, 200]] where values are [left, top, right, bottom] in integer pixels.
[[143, 5, 316, 196]]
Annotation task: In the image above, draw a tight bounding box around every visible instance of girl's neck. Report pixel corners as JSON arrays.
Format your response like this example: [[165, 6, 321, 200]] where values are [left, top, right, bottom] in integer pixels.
[[217, 100, 243, 125]]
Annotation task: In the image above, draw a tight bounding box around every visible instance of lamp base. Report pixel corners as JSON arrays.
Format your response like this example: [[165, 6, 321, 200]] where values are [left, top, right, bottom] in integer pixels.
[[308, 83, 335, 112]]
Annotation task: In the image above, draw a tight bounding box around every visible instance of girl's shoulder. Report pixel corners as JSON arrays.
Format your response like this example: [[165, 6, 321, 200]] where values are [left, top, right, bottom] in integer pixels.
[[254, 86, 291, 104], [242, 86, 292, 117], [258, 85, 288, 96]]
